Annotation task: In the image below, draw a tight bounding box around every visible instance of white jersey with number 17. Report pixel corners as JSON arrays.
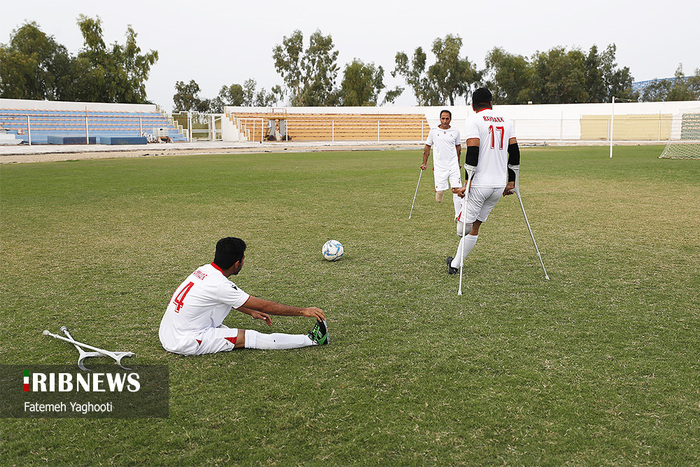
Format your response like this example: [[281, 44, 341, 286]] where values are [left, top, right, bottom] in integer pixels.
[[464, 108, 515, 188]]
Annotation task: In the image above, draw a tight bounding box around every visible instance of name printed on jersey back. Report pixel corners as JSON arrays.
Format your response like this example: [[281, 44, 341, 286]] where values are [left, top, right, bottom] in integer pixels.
[[193, 270, 207, 280], [482, 116, 504, 123]]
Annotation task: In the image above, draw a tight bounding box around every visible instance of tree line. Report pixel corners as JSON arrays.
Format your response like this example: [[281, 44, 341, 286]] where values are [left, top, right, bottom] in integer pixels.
[[2, 20, 699, 110], [0, 17, 157, 103]]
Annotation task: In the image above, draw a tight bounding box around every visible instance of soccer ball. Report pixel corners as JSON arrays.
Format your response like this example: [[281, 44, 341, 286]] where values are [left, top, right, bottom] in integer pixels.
[[322, 240, 344, 261]]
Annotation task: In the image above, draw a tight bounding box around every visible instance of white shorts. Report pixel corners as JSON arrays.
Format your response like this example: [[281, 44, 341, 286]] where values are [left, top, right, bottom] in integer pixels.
[[189, 325, 239, 355], [434, 166, 462, 192], [457, 186, 504, 224]]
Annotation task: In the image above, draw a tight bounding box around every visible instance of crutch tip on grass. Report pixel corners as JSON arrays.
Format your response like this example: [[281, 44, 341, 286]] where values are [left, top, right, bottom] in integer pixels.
[[42, 330, 50, 336]]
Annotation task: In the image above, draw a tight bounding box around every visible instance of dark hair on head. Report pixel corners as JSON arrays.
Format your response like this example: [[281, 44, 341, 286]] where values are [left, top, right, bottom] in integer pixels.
[[472, 88, 493, 109], [440, 109, 452, 118], [214, 237, 247, 269]]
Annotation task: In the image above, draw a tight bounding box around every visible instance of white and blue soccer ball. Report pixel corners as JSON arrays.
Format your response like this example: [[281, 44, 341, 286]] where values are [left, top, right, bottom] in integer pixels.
[[322, 240, 344, 261]]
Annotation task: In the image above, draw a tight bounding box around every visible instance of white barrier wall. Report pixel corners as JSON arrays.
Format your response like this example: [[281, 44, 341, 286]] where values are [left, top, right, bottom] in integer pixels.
[[422, 101, 700, 142], [3, 98, 696, 142], [228, 101, 699, 142]]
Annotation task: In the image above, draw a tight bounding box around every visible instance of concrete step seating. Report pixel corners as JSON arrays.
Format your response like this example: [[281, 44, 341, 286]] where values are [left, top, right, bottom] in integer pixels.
[[230, 112, 428, 142], [0, 108, 186, 144]]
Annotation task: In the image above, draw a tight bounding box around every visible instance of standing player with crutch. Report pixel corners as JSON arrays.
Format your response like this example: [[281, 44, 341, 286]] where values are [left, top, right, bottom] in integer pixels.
[[446, 88, 520, 290], [416, 110, 462, 220]]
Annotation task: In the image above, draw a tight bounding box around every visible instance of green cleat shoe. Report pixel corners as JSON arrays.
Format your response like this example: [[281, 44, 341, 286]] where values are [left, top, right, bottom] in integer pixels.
[[308, 319, 329, 345]]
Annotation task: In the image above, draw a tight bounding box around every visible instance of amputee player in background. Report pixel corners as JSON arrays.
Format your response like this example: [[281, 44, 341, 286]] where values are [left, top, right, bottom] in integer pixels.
[[159, 237, 329, 355], [421, 110, 463, 219], [447, 88, 520, 274]]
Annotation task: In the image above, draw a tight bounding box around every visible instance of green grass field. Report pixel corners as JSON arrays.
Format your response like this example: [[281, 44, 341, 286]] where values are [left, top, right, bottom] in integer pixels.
[[1, 146, 698, 465]]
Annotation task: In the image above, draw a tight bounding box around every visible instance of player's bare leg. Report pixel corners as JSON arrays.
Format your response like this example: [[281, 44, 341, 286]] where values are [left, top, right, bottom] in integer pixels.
[[435, 190, 445, 202], [470, 220, 482, 236]]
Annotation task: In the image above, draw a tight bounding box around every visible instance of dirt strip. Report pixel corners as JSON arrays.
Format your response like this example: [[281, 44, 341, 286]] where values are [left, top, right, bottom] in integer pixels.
[[0, 141, 423, 164]]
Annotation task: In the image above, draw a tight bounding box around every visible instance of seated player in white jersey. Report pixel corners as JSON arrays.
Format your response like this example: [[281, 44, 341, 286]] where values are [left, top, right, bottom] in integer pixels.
[[421, 109, 463, 218], [447, 87, 520, 274], [159, 237, 328, 355]]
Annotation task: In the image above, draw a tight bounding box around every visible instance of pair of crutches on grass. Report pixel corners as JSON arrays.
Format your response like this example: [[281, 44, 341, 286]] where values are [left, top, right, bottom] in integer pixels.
[[43, 326, 134, 371], [409, 166, 549, 293]]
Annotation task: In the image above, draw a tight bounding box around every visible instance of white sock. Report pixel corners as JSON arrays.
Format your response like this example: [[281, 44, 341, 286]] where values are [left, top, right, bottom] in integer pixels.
[[451, 234, 478, 268], [244, 330, 313, 350]]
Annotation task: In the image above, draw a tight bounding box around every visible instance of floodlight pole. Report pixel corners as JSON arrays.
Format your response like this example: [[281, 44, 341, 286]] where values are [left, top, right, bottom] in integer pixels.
[[609, 96, 615, 158]]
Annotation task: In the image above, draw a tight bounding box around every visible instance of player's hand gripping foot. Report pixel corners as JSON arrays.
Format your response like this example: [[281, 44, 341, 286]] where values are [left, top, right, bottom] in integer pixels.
[[308, 319, 329, 345], [446, 256, 459, 275]]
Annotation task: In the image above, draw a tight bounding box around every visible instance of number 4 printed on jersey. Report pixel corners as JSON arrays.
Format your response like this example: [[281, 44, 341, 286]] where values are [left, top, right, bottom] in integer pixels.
[[172, 281, 194, 312]]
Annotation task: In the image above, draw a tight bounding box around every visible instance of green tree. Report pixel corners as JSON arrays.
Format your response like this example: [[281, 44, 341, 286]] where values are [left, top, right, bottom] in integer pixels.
[[642, 65, 700, 102], [273, 30, 339, 106], [340, 59, 385, 106], [688, 69, 700, 99], [583, 45, 606, 102], [69, 15, 158, 103], [246, 79, 282, 107], [210, 79, 281, 112], [641, 79, 671, 102], [0, 22, 72, 100], [173, 79, 210, 112], [666, 65, 700, 101], [382, 86, 405, 105], [483, 47, 533, 104], [591, 44, 636, 102], [211, 83, 245, 112], [393, 46, 435, 105], [530, 47, 588, 104], [428, 35, 479, 105], [393, 35, 478, 105]]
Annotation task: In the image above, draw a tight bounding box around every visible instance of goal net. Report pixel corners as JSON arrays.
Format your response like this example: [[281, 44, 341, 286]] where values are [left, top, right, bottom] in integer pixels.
[[659, 108, 700, 159]]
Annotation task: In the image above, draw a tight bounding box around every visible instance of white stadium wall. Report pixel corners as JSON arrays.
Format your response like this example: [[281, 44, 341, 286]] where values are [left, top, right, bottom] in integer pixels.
[[226, 101, 699, 143], [2, 98, 696, 144], [420, 101, 700, 143]]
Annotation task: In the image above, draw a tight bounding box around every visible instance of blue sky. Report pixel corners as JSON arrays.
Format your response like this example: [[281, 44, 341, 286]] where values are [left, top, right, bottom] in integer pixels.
[[2, 0, 698, 110]]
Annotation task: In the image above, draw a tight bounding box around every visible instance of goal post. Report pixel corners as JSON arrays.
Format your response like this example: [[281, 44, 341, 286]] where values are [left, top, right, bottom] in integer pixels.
[[659, 108, 700, 159]]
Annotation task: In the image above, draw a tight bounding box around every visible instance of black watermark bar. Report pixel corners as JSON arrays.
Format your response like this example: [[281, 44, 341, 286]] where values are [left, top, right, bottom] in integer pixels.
[[0, 365, 169, 418]]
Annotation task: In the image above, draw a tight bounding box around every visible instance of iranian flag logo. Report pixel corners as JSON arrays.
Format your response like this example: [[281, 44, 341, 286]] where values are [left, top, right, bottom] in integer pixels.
[[24, 370, 29, 392]]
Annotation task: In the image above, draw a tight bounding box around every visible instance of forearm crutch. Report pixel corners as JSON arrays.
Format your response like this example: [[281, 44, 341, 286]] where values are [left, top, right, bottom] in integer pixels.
[[43, 326, 135, 370], [458, 167, 475, 296], [409, 169, 423, 219], [512, 168, 550, 280]]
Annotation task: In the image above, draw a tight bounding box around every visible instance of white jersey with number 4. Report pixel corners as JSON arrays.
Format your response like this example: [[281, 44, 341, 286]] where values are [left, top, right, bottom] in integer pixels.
[[425, 127, 461, 171], [159, 263, 250, 354], [464, 109, 516, 188]]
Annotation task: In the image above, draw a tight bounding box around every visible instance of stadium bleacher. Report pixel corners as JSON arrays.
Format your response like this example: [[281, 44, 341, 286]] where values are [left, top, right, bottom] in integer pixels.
[[0, 107, 186, 145], [229, 111, 429, 142]]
